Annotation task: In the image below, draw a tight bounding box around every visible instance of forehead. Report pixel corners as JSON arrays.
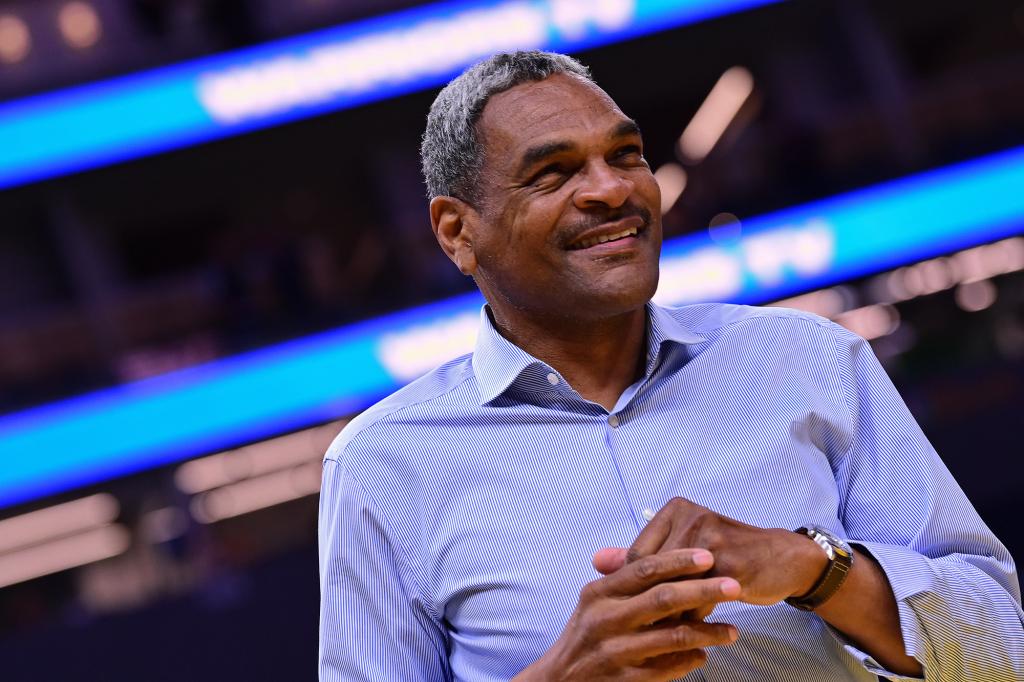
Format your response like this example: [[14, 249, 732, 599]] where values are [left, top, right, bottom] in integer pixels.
[[477, 73, 631, 162]]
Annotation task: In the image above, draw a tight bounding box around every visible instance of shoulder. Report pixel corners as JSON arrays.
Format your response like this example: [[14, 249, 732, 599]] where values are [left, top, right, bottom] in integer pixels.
[[324, 352, 477, 465], [664, 301, 859, 348]]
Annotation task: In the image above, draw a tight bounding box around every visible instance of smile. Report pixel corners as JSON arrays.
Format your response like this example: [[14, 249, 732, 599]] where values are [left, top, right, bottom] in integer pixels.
[[571, 226, 639, 250], [567, 215, 647, 251]]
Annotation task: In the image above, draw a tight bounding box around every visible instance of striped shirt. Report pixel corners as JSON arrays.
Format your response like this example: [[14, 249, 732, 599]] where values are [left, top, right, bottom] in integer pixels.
[[319, 302, 1023, 681]]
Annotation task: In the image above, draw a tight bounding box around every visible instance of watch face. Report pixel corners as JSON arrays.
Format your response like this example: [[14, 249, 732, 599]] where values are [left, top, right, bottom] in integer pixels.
[[812, 534, 836, 560], [807, 526, 853, 558]]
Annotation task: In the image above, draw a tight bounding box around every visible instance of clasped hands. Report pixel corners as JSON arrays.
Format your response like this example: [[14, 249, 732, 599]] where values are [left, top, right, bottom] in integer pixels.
[[517, 497, 828, 682]]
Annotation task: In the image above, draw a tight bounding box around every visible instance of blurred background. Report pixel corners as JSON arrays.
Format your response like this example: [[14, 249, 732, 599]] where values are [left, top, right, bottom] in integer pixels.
[[0, 0, 1021, 678]]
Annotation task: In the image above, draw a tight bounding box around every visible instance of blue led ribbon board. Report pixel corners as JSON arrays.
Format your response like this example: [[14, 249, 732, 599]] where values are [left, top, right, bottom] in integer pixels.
[[1, 145, 1022, 508], [0, 0, 778, 190]]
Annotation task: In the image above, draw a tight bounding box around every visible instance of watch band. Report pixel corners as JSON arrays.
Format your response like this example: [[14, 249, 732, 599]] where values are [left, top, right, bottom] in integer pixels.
[[784, 526, 854, 612]]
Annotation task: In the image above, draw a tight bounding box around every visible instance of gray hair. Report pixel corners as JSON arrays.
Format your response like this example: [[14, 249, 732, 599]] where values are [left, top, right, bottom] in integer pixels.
[[420, 50, 593, 203]]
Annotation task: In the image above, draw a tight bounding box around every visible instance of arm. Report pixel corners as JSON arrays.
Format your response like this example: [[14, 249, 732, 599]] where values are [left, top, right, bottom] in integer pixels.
[[605, 325, 1023, 681], [318, 457, 450, 682], [602, 500, 924, 676], [829, 329, 1023, 680]]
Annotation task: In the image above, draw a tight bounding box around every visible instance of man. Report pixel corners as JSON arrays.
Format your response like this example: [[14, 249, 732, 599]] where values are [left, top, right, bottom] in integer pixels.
[[318, 51, 1023, 681]]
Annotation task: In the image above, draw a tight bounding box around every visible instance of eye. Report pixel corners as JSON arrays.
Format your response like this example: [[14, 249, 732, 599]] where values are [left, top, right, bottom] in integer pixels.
[[614, 144, 645, 164], [530, 163, 570, 186]]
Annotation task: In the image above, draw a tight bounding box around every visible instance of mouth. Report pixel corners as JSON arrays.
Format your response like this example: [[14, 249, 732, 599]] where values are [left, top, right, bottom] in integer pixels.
[[566, 216, 647, 251]]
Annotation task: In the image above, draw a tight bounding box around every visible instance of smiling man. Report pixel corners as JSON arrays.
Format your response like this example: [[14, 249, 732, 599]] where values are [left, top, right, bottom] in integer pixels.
[[318, 51, 1023, 681]]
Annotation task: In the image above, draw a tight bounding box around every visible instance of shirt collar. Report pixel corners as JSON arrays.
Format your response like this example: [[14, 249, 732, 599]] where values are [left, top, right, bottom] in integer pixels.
[[471, 301, 704, 406], [643, 299, 706, 375]]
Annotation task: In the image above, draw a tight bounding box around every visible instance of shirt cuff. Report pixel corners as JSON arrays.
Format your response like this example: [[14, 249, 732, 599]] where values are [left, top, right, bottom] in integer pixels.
[[826, 541, 933, 680]]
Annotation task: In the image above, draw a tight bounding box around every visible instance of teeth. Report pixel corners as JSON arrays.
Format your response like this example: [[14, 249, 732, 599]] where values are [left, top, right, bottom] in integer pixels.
[[576, 227, 638, 249]]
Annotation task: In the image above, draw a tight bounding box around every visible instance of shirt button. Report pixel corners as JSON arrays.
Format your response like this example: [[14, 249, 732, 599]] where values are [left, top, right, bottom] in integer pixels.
[[546, 372, 559, 385], [607, 414, 620, 428], [642, 508, 656, 522]]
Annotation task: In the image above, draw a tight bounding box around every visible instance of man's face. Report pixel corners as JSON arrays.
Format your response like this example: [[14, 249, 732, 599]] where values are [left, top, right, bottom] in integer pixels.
[[466, 73, 662, 324]]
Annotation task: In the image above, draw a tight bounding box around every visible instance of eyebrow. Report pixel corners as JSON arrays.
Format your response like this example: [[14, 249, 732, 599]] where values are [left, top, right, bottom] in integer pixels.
[[611, 119, 642, 140], [515, 118, 643, 178]]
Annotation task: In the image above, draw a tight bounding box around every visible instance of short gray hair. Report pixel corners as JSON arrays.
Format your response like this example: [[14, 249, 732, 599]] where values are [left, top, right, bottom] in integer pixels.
[[420, 50, 593, 203]]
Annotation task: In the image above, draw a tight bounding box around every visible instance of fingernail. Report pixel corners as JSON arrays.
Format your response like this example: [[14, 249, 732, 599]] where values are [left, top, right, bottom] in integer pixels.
[[728, 626, 739, 641], [693, 550, 713, 567], [720, 578, 740, 595]]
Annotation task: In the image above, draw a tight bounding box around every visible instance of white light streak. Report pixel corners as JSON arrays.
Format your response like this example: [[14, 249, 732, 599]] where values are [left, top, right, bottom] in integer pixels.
[[199, 2, 549, 123], [654, 247, 743, 305], [0, 524, 130, 588], [0, 493, 119, 555], [834, 304, 900, 341], [769, 287, 850, 318], [678, 66, 754, 162], [871, 237, 1024, 304], [377, 312, 479, 382], [654, 163, 687, 214], [742, 220, 835, 285], [190, 461, 322, 524], [175, 420, 344, 494], [550, 0, 634, 39]]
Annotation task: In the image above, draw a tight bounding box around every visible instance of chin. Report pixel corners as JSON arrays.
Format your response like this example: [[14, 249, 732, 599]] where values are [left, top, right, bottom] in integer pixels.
[[577, 269, 659, 317]]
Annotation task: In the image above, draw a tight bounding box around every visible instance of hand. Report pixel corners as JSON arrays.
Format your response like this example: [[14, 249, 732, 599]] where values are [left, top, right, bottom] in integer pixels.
[[514, 548, 740, 682], [595, 498, 828, 614]]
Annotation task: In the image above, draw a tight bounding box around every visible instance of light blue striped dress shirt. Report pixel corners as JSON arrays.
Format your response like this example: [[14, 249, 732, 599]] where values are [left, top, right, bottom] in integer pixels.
[[319, 302, 1023, 681]]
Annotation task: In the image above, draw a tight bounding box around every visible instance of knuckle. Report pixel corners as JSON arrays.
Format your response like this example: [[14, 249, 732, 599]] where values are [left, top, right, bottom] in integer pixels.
[[651, 584, 676, 612], [592, 637, 616, 662], [670, 626, 694, 650], [575, 608, 602, 640], [624, 547, 644, 564], [633, 556, 659, 580], [579, 580, 599, 604]]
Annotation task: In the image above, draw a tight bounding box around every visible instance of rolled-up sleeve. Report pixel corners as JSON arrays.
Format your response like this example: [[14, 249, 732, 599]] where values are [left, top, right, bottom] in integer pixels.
[[319, 456, 450, 681], [828, 326, 1024, 680]]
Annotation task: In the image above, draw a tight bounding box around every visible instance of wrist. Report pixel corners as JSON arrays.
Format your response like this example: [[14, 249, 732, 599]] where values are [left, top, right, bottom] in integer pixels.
[[784, 530, 830, 599]]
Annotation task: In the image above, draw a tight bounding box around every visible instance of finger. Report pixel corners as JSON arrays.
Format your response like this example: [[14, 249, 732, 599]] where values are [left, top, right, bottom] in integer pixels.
[[625, 505, 674, 564], [626, 497, 710, 565], [600, 548, 715, 596], [593, 547, 628, 575], [626, 577, 741, 626], [633, 648, 708, 682], [608, 621, 738, 662]]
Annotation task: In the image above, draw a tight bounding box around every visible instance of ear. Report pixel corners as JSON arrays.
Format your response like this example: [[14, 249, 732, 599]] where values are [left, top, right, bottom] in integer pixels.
[[429, 195, 478, 276]]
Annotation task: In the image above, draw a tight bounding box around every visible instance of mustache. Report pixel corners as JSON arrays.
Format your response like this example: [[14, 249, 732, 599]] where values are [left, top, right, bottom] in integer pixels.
[[559, 204, 653, 247]]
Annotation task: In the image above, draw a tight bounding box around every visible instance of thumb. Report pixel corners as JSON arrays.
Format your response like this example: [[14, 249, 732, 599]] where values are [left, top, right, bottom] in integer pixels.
[[592, 547, 629, 575]]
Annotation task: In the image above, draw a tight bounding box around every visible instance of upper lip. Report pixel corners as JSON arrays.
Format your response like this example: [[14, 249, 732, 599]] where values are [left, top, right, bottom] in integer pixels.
[[566, 215, 647, 250]]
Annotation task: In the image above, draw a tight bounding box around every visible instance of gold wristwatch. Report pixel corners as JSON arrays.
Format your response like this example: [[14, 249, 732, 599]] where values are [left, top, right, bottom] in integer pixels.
[[784, 525, 854, 611]]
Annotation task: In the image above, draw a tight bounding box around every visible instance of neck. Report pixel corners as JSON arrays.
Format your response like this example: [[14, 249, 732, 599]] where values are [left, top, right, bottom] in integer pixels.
[[487, 303, 649, 412]]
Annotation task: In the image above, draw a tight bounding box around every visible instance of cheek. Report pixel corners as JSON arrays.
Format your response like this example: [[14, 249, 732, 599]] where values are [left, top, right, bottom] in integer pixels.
[[503, 196, 565, 250], [634, 171, 662, 209]]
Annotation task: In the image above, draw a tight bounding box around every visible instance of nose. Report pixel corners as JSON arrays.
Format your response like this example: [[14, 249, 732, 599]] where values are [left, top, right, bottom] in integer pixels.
[[573, 159, 634, 210]]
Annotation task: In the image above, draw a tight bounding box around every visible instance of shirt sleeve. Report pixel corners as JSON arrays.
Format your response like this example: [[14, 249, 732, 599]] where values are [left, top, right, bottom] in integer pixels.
[[827, 325, 1024, 680], [318, 456, 450, 682]]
